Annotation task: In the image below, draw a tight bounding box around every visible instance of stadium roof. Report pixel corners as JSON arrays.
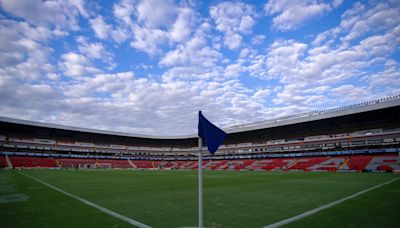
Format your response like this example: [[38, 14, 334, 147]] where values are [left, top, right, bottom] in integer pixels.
[[226, 95, 400, 133], [1, 95, 399, 141]]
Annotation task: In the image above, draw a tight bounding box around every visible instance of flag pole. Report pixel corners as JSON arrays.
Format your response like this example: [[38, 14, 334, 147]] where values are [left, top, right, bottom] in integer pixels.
[[198, 136, 203, 228]]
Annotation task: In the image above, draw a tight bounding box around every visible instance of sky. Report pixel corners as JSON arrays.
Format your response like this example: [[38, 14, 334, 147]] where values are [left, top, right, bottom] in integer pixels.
[[0, 0, 399, 136]]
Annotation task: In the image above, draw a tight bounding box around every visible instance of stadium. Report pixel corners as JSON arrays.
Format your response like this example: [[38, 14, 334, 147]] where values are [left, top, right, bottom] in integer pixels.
[[1, 1, 400, 227], [1, 96, 400, 227]]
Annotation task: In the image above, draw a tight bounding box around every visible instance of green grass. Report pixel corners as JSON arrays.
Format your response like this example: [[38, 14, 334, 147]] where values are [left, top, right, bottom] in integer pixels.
[[0, 169, 399, 227]]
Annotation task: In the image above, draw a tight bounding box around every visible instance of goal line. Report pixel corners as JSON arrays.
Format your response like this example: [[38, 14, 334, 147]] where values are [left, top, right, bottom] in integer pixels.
[[17, 171, 151, 228], [263, 177, 400, 228]]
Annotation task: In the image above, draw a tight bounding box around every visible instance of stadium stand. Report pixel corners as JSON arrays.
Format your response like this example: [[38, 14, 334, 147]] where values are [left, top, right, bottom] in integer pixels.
[[0, 155, 8, 168], [288, 157, 330, 171], [8, 156, 57, 168], [365, 155, 400, 171], [1, 96, 400, 172], [58, 158, 96, 169], [98, 159, 132, 169], [2, 153, 399, 172], [345, 155, 372, 171]]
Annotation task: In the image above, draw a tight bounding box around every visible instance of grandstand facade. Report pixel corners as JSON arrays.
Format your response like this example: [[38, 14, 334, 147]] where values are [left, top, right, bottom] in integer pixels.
[[1, 96, 400, 172]]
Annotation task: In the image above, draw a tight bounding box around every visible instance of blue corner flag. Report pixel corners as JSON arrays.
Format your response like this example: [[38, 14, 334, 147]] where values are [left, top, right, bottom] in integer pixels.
[[198, 111, 227, 155]]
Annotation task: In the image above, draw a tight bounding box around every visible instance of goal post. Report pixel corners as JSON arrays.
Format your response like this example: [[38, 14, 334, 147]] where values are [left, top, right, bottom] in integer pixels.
[[95, 163, 112, 169]]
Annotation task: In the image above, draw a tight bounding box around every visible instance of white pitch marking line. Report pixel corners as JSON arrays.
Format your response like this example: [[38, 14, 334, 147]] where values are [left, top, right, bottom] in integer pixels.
[[17, 171, 151, 228], [263, 177, 400, 228]]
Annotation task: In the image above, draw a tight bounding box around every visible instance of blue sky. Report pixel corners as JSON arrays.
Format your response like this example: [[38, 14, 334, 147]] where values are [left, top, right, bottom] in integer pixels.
[[0, 0, 399, 135]]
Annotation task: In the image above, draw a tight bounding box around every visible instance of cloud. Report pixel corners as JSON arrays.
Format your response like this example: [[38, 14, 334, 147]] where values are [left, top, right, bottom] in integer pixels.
[[113, 0, 134, 25], [90, 16, 112, 39], [169, 7, 197, 43], [76, 37, 115, 69], [252, 88, 271, 103], [224, 63, 245, 78], [210, 2, 257, 49], [54, 70, 271, 134], [210, 2, 256, 34], [252, 35, 266, 45], [0, 19, 61, 80], [341, 2, 400, 43], [135, 0, 176, 28], [160, 23, 221, 68], [331, 84, 371, 103], [88, 2, 131, 43], [313, 2, 400, 47], [224, 34, 243, 50], [366, 60, 400, 90], [265, 0, 340, 31], [0, 0, 88, 30], [59, 52, 102, 78], [1, 0, 399, 136], [112, 0, 199, 55], [113, 0, 171, 55], [261, 1, 400, 108], [130, 24, 169, 56], [0, 74, 64, 121], [266, 39, 307, 82]]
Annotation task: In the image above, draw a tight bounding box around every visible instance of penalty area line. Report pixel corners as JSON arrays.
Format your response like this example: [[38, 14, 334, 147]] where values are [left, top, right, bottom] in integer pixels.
[[17, 171, 151, 228], [263, 177, 400, 228]]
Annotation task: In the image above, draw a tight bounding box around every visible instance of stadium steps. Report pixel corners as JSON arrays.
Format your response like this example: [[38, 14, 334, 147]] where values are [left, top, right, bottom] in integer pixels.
[[127, 159, 138, 168], [55, 159, 62, 168], [5, 155, 13, 169], [338, 158, 351, 170], [285, 159, 299, 170]]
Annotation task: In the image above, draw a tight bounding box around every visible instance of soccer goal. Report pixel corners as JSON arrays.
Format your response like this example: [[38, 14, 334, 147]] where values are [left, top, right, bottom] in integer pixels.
[[95, 163, 112, 169]]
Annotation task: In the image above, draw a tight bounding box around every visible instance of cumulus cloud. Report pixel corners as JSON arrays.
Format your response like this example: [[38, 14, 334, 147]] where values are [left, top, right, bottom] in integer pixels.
[[130, 25, 169, 56], [0, 0, 88, 30], [54, 69, 270, 134], [224, 63, 245, 78], [135, 0, 176, 28], [331, 85, 372, 104], [90, 16, 112, 39], [112, 0, 199, 55], [266, 39, 307, 82], [76, 37, 115, 69], [224, 34, 243, 50], [1, 0, 399, 135], [0, 19, 62, 80], [210, 2, 257, 49], [59, 52, 101, 78], [252, 88, 271, 103], [252, 35, 266, 45], [169, 7, 197, 43], [160, 23, 221, 68], [265, 0, 341, 31], [210, 2, 256, 34], [264, 1, 400, 107]]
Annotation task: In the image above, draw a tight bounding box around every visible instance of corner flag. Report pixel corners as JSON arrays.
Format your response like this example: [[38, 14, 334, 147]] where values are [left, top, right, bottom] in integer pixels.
[[198, 111, 227, 155], [197, 111, 227, 228]]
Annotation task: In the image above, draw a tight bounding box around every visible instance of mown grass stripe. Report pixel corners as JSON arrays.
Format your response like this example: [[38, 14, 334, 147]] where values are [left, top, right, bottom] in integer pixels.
[[17, 171, 151, 228], [263, 177, 400, 228]]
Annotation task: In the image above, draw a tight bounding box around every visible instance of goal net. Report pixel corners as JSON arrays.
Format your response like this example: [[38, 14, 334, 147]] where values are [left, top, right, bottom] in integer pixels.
[[95, 163, 112, 169]]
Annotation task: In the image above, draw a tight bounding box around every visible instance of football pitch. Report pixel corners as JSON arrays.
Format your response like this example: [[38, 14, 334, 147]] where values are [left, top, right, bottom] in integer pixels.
[[0, 169, 399, 228]]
